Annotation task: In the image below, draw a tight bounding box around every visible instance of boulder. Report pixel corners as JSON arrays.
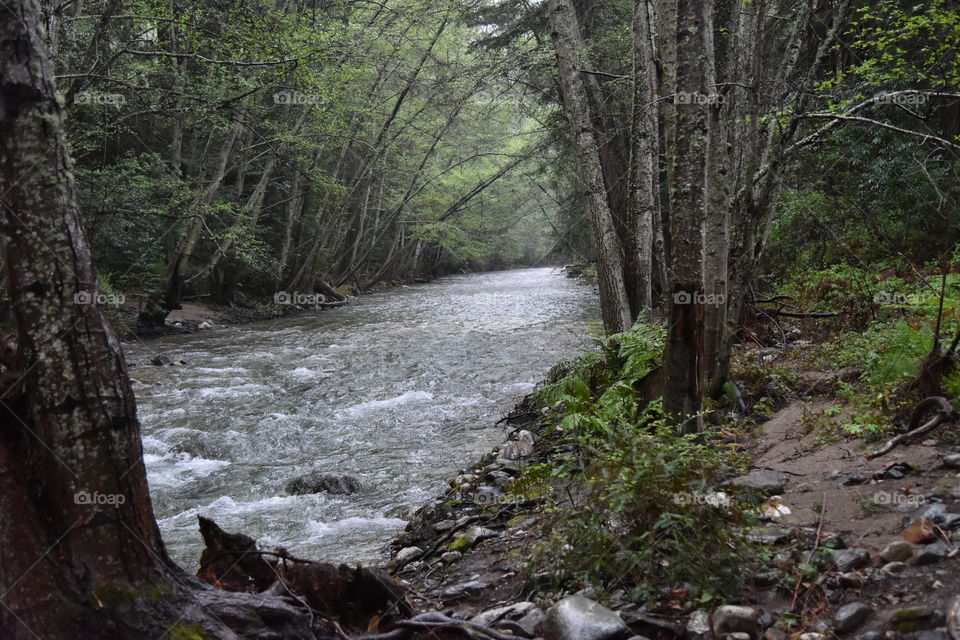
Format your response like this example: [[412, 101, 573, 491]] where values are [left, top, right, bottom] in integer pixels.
[[285, 471, 361, 495], [542, 596, 631, 640]]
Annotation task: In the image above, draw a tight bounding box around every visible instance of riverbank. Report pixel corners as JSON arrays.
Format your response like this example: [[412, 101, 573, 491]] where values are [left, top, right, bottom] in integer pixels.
[[381, 324, 960, 640]]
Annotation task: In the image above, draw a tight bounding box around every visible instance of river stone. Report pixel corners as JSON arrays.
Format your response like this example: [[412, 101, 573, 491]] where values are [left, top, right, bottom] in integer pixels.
[[151, 354, 172, 366], [393, 546, 422, 564], [499, 440, 534, 460], [944, 454, 960, 469], [880, 540, 915, 563], [724, 471, 788, 495], [712, 605, 758, 636], [440, 580, 489, 600], [687, 609, 712, 640], [912, 542, 950, 566], [834, 548, 870, 571], [516, 607, 546, 636], [471, 601, 535, 626], [542, 595, 631, 640], [285, 472, 361, 495], [834, 603, 872, 634], [464, 525, 499, 546], [440, 551, 462, 564], [883, 561, 909, 576]]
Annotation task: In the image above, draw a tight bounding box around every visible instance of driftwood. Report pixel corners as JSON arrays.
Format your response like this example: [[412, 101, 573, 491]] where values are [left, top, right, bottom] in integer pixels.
[[867, 397, 959, 459]]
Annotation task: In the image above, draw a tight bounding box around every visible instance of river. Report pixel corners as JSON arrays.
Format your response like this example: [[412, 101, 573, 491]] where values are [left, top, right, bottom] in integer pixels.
[[125, 267, 598, 570]]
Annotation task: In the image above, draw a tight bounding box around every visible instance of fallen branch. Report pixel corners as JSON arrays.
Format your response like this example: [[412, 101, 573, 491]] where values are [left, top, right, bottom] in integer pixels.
[[356, 612, 521, 640], [867, 397, 959, 459], [767, 310, 840, 318]]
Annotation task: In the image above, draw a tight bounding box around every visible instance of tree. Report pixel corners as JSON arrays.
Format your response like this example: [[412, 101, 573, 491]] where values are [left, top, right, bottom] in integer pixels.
[[0, 1, 313, 636]]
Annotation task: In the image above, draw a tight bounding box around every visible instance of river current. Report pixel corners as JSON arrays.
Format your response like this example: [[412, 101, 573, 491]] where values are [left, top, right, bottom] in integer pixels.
[[125, 267, 598, 569]]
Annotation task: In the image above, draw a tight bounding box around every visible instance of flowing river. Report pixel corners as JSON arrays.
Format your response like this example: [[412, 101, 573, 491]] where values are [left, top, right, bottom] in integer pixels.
[[125, 267, 598, 570]]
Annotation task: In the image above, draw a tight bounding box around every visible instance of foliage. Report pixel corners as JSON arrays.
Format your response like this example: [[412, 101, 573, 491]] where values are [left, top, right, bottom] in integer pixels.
[[525, 324, 753, 600]]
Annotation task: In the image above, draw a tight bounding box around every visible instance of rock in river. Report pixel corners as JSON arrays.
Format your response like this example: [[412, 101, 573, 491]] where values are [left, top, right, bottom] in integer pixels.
[[285, 471, 361, 495], [543, 595, 631, 640]]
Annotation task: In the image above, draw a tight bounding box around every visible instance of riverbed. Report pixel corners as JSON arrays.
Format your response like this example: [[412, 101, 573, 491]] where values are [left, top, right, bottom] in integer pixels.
[[125, 267, 598, 569]]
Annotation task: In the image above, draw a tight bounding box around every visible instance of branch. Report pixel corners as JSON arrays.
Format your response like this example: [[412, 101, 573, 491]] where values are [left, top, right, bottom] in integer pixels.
[[866, 397, 958, 459], [798, 113, 960, 152]]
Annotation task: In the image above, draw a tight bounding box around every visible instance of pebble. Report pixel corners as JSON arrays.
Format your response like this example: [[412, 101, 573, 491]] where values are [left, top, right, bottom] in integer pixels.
[[943, 454, 960, 469], [440, 551, 462, 564], [686, 609, 712, 640]]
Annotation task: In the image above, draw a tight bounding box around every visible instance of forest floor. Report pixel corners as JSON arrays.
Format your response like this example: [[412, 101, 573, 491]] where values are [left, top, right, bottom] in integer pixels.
[[387, 340, 960, 640]]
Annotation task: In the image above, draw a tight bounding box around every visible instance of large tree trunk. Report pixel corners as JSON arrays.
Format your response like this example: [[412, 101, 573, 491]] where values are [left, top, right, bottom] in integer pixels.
[[549, 0, 632, 334], [0, 2, 313, 637], [661, 0, 712, 430]]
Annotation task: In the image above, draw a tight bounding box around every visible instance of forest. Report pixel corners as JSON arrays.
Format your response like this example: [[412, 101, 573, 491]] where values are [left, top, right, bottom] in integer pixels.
[[1, 0, 959, 639]]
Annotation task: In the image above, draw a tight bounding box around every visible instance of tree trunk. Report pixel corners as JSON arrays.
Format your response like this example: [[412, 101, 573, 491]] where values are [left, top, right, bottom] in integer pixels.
[[548, 0, 632, 334], [662, 0, 711, 430], [0, 3, 314, 637]]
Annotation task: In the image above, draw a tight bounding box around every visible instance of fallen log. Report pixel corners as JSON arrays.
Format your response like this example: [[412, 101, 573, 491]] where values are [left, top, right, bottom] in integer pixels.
[[867, 396, 959, 459]]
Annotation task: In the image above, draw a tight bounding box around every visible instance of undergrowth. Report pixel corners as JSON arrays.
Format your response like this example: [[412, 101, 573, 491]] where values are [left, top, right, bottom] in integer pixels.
[[521, 323, 755, 603]]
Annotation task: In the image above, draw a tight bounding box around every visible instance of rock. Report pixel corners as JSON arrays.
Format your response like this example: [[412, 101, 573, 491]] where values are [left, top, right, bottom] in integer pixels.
[[798, 634, 827, 640], [893, 608, 940, 633], [912, 542, 950, 566], [499, 440, 534, 460], [834, 603, 872, 634], [748, 526, 794, 545], [764, 629, 786, 640], [433, 519, 456, 532], [392, 546, 422, 566], [838, 573, 865, 588], [687, 609, 712, 640], [516, 608, 546, 637], [904, 517, 937, 544], [941, 514, 960, 530], [464, 526, 499, 546], [909, 631, 950, 640], [198, 320, 213, 330], [725, 471, 788, 495], [440, 580, 489, 600], [948, 597, 960, 640], [839, 473, 866, 487], [923, 503, 949, 524], [285, 472, 361, 495], [471, 601, 535, 626], [151, 355, 172, 366], [853, 633, 883, 640], [439, 551, 462, 564], [833, 548, 870, 571], [881, 540, 915, 563], [729, 633, 752, 640], [944, 454, 960, 469], [822, 534, 847, 550], [712, 605, 758, 636], [516, 429, 536, 445], [882, 561, 909, 576], [542, 596, 630, 640]]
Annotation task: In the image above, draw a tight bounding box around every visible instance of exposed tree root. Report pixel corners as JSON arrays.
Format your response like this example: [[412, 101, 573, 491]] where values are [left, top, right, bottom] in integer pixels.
[[867, 396, 959, 459]]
